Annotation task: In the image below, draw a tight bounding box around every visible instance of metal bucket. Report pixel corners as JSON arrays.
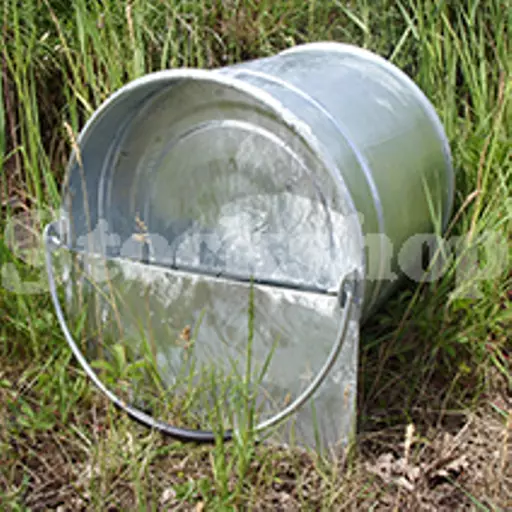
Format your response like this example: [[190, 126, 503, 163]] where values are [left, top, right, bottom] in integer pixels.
[[44, 42, 453, 455]]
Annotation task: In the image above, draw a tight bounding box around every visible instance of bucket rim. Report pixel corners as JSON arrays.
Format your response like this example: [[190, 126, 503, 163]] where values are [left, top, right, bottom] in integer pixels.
[[54, 67, 367, 441]]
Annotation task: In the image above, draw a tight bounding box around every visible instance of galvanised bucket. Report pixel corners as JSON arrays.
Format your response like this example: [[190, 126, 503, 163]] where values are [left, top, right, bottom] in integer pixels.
[[44, 42, 454, 456]]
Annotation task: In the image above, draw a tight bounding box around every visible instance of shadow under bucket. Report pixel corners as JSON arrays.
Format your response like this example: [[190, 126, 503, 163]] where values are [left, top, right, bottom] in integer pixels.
[[44, 42, 453, 457]]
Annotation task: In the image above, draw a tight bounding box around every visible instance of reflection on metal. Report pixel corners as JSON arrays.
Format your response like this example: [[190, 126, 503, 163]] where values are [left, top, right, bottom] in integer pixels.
[[45, 42, 453, 456]]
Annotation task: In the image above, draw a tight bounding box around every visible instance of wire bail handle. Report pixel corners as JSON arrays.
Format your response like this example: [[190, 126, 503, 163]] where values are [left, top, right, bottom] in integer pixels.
[[44, 220, 359, 443]]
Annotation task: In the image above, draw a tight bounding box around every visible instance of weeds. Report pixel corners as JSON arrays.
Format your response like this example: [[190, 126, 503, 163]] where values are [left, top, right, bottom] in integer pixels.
[[1, 0, 510, 509]]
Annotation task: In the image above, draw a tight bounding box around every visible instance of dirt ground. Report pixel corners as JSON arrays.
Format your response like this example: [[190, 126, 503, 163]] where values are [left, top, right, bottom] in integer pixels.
[[1, 369, 509, 511]]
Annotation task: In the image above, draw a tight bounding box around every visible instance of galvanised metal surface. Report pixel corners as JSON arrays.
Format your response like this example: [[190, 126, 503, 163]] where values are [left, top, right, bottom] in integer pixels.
[[222, 42, 454, 315], [47, 42, 453, 455]]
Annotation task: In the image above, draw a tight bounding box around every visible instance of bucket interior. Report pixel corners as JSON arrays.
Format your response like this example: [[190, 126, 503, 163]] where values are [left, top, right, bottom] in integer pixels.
[[60, 74, 364, 444]]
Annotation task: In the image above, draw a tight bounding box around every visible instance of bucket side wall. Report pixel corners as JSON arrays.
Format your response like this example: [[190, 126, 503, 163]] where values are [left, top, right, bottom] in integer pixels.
[[224, 44, 453, 314]]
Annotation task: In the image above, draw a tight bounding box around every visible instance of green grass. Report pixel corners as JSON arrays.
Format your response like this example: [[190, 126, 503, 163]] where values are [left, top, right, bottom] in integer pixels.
[[1, 0, 511, 509]]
